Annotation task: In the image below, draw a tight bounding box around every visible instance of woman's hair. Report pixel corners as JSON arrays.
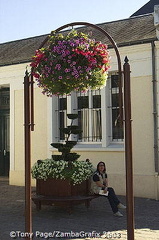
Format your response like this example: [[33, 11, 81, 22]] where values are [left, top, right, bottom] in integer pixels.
[[96, 161, 106, 173]]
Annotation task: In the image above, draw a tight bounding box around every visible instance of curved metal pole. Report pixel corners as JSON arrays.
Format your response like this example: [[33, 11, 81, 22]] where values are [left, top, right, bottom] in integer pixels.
[[27, 22, 133, 240]]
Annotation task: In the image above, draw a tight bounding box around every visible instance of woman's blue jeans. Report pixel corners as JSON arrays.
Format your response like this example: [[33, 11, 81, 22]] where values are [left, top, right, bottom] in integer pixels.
[[105, 187, 120, 213]]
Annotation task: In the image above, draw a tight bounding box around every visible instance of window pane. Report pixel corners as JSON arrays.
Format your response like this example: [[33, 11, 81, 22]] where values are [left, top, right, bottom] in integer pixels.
[[78, 96, 88, 109], [112, 109, 124, 140], [59, 112, 65, 140], [92, 109, 102, 141], [59, 97, 67, 140], [78, 109, 89, 141], [111, 75, 119, 88], [111, 74, 124, 141], [59, 98, 67, 110], [112, 93, 119, 107], [93, 95, 101, 108]]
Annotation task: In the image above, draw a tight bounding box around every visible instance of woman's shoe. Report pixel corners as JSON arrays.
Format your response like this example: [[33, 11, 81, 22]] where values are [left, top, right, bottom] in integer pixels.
[[114, 211, 123, 217], [118, 203, 126, 209]]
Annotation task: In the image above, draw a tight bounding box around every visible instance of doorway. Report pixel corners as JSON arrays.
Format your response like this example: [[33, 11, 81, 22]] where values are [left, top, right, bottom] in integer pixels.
[[0, 88, 10, 176]]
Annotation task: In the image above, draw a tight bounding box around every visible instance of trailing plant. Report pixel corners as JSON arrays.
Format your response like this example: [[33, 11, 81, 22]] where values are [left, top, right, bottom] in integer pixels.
[[30, 30, 110, 96]]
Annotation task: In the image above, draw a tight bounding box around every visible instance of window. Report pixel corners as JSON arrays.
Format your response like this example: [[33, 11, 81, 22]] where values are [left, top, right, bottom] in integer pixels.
[[53, 73, 124, 146]]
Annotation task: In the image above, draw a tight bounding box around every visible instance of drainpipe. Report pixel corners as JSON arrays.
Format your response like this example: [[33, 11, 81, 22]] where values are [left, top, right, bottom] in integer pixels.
[[151, 41, 159, 200]]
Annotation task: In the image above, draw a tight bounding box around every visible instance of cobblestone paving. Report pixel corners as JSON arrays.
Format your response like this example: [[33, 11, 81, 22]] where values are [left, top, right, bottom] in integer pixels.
[[0, 177, 159, 240]]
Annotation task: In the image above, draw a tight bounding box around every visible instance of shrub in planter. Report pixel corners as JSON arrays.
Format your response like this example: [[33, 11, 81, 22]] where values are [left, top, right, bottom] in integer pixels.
[[31, 114, 94, 196]]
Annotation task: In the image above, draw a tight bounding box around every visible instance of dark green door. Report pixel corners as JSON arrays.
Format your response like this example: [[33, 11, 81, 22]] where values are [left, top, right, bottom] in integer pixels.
[[0, 112, 10, 176], [0, 88, 10, 176]]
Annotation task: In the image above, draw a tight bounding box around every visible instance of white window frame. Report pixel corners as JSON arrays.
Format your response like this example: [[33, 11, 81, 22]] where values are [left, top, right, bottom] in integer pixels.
[[52, 72, 124, 149]]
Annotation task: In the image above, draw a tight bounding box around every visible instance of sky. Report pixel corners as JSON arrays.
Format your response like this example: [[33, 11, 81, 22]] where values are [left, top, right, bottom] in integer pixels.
[[0, 0, 149, 43]]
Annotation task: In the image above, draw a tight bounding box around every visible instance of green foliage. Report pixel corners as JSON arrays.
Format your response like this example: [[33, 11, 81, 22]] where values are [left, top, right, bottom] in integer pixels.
[[31, 159, 94, 185]]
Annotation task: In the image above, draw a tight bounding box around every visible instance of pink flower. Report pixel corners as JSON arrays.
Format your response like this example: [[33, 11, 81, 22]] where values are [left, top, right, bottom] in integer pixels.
[[65, 68, 70, 73], [55, 64, 61, 70]]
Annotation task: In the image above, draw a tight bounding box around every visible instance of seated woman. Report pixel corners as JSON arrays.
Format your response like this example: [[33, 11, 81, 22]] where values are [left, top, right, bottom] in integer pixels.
[[91, 161, 126, 217]]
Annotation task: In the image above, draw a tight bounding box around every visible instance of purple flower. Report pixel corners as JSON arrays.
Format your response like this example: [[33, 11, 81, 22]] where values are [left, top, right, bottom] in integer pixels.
[[55, 64, 61, 70], [86, 67, 91, 72], [70, 42, 75, 47], [65, 68, 70, 73], [75, 74, 79, 78], [65, 50, 70, 55]]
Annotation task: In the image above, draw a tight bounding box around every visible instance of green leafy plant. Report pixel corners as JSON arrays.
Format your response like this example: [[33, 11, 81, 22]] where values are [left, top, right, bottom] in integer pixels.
[[31, 159, 93, 185]]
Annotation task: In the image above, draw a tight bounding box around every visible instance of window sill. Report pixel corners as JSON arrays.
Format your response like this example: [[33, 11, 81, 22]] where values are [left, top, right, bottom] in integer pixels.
[[71, 142, 124, 152], [51, 142, 124, 153]]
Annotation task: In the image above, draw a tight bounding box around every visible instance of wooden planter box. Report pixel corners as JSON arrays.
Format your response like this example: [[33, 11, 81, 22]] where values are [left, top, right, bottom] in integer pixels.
[[36, 178, 90, 197], [32, 178, 97, 212]]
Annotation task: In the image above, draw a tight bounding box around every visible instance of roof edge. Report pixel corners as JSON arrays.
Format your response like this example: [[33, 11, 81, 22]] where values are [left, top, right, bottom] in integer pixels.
[[129, 12, 153, 19], [0, 33, 49, 45]]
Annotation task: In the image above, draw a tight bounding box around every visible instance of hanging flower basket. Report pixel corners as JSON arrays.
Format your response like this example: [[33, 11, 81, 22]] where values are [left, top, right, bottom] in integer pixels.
[[30, 30, 110, 96]]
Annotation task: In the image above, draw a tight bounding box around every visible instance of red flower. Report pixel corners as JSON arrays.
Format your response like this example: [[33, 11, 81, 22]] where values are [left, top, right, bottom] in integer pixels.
[[102, 57, 109, 64], [32, 72, 40, 79]]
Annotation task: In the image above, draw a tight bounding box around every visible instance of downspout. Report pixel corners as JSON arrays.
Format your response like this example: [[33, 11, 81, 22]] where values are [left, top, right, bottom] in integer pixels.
[[151, 41, 159, 200]]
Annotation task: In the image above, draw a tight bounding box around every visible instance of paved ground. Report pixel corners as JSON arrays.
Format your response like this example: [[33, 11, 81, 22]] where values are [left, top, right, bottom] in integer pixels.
[[0, 177, 159, 240]]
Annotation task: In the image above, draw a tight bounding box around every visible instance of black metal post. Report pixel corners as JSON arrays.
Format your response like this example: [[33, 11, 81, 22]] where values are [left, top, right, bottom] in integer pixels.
[[24, 70, 32, 239], [123, 57, 134, 240]]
